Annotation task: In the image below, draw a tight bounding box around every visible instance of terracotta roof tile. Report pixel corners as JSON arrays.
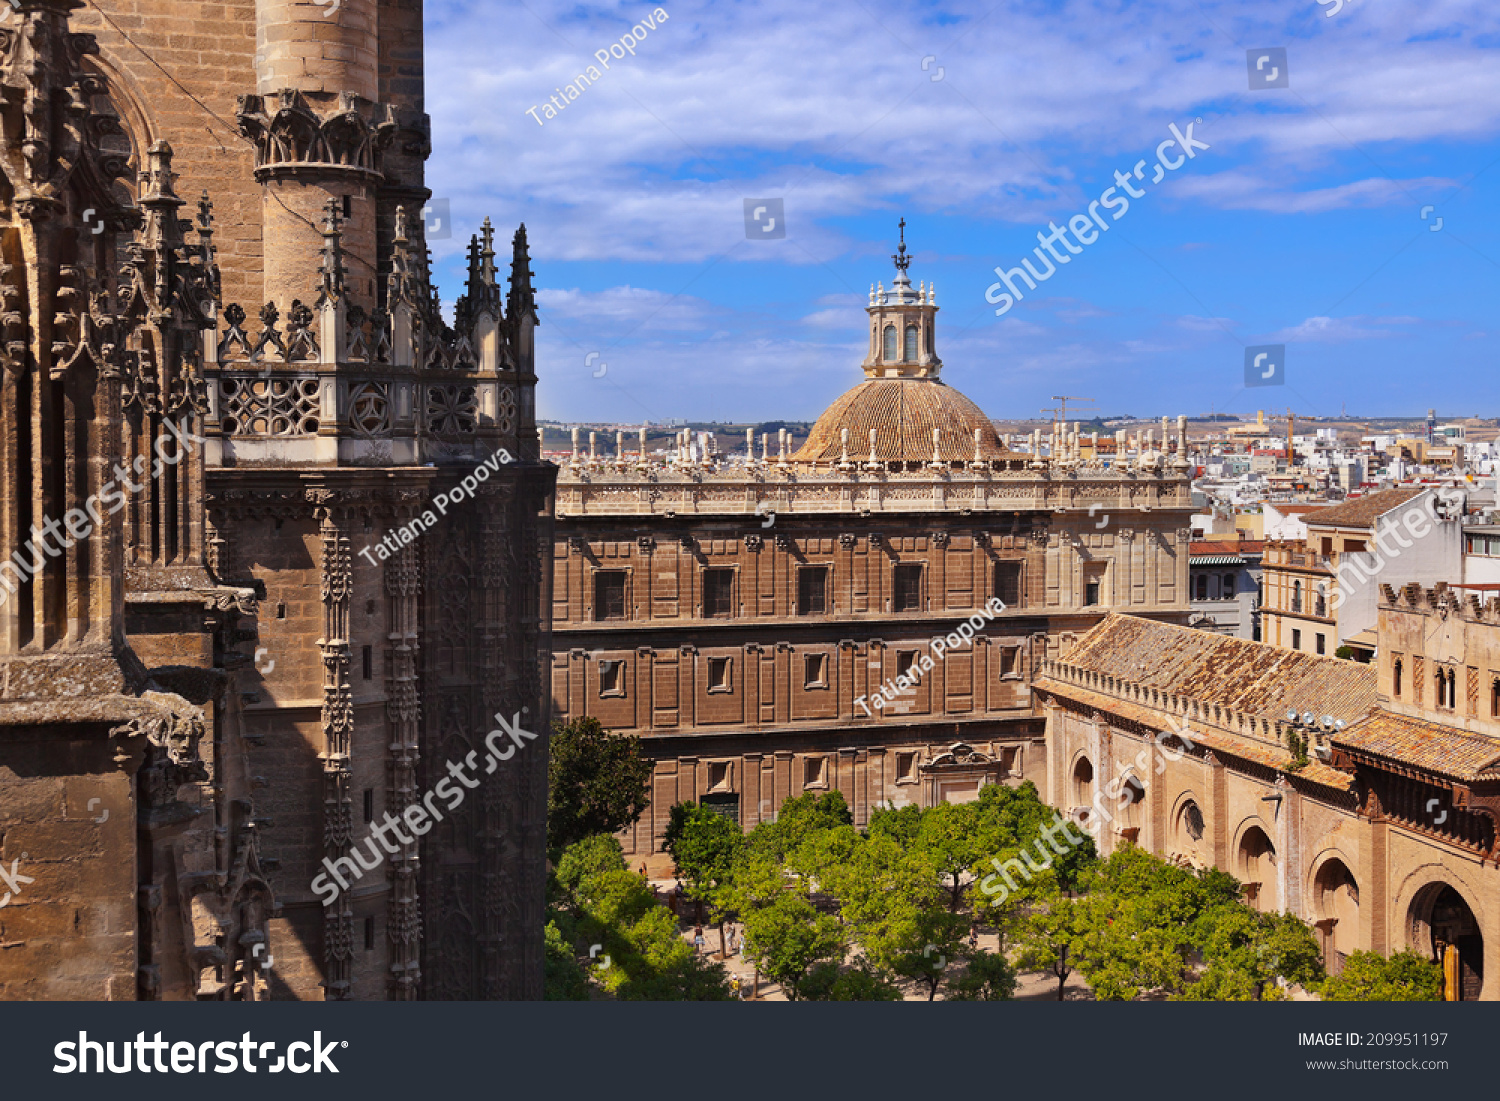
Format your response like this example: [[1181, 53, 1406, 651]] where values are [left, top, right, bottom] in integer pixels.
[[1030, 676, 1353, 791], [793, 379, 1007, 464], [1335, 710, 1500, 781], [1303, 487, 1426, 530], [1061, 614, 1377, 723]]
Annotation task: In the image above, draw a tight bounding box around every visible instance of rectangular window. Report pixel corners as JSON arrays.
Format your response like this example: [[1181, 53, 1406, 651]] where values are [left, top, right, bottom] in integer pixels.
[[1344, 539, 1366, 553], [598, 659, 625, 697], [594, 571, 627, 621], [896, 751, 918, 783], [364, 915, 375, 952], [797, 566, 829, 615], [362, 644, 373, 680], [803, 652, 828, 688], [1292, 628, 1302, 650], [708, 762, 731, 791], [803, 756, 826, 788], [994, 561, 1022, 608], [707, 656, 733, 692], [896, 650, 918, 678], [893, 563, 923, 612], [363, 788, 374, 824], [1316, 633, 1326, 655], [1082, 563, 1107, 607], [1000, 647, 1021, 677], [703, 567, 734, 618]]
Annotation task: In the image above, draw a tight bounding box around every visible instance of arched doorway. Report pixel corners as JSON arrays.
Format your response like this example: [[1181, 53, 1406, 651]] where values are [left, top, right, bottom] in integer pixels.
[[1071, 757, 1094, 808], [1118, 773, 1146, 842], [1172, 798, 1206, 868], [1237, 825, 1276, 911], [1410, 883, 1484, 1001], [1313, 859, 1359, 975]]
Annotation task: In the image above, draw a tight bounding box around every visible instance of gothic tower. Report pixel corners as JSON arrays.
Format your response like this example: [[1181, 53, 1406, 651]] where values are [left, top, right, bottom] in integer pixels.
[[0, 0, 555, 1001]]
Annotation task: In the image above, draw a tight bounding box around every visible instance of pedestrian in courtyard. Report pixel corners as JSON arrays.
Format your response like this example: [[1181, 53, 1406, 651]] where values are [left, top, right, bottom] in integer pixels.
[[693, 926, 706, 953]]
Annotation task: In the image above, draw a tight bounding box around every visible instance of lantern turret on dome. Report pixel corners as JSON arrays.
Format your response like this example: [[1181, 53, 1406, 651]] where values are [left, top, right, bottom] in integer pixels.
[[794, 221, 1009, 467], [863, 218, 941, 379]]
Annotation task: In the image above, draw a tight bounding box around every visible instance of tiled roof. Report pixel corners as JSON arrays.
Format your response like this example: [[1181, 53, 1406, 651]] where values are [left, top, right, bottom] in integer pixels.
[[1061, 613, 1377, 723], [1030, 675, 1354, 791], [793, 379, 1007, 464], [1335, 710, 1500, 781], [1303, 487, 1426, 530]]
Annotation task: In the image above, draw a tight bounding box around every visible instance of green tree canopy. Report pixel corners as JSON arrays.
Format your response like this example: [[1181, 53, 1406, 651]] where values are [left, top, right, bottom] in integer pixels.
[[800, 959, 904, 1001], [741, 891, 846, 1000], [663, 802, 744, 904], [946, 949, 1017, 1001], [1319, 950, 1443, 1001], [547, 833, 732, 1001], [1177, 906, 1324, 1001], [1014, 890, 1090, 1001], [547, 716, 654, 854]]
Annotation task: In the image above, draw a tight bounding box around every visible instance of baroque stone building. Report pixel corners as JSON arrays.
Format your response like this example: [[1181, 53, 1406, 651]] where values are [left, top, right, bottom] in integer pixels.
[[1038, 586, 1500, 1000], [0, 0, 553, 1000], [552, 235, 1195, 858]]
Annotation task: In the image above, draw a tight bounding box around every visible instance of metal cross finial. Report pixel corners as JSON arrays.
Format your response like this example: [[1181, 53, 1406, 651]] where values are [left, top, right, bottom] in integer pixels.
[[893, 218, 911, 272]]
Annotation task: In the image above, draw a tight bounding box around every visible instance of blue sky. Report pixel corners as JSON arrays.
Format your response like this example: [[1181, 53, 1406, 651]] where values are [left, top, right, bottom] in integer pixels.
[[422, 0, 1500, 425]]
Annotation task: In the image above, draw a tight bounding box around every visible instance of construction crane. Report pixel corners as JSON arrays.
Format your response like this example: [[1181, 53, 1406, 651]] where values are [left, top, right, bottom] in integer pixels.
[[1042, 395, 1095, 428]]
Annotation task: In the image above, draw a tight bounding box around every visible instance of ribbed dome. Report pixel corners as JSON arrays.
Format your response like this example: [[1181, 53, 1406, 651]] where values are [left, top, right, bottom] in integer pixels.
[[794, 378, 1007, 464]]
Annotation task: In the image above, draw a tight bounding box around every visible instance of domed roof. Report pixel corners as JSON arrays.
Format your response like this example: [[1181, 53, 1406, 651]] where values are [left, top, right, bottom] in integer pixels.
[[793, 378, 1008, 464], [794, 221, 1009, 466]]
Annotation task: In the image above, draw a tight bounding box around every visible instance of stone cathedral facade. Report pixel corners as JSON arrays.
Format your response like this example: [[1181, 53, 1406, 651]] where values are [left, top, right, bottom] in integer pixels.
[[553, 233, 1195, 858], [0, 0, 553, 1000]]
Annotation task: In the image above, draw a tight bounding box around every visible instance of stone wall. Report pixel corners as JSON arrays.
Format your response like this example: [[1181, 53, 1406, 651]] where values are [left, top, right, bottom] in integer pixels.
[[0, 726, 138, 1000]]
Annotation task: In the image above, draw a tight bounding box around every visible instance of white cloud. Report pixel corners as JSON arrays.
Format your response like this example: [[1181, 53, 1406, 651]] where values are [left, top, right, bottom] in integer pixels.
[[1262, 314, 1422, 342]]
